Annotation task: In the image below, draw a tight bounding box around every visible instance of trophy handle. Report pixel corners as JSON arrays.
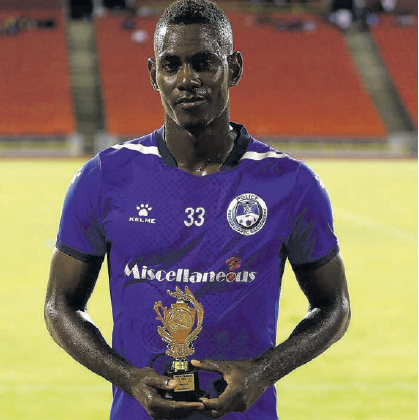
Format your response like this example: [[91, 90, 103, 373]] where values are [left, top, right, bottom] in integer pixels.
[[157, 326, 174, 345], [154, 301, 168, 329], [183, 286, 204, 344]]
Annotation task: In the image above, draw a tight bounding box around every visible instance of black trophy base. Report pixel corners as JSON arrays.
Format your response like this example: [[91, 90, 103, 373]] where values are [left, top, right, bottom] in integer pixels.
[[163, 361, 206, 402]]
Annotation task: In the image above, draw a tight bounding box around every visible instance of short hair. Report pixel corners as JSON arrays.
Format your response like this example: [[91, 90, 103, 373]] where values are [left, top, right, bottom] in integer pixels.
[[154, 0, 233, 55]]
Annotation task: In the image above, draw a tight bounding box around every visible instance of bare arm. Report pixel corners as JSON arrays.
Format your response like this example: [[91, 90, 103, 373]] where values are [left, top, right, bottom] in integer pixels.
[[44, 248, 204, 418], [255, 252, 350, 383], [44, 249, 135, 389], [193, 253, 350, 417]]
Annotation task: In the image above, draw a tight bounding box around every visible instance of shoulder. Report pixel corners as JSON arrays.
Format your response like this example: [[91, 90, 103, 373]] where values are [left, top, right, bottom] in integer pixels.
[[94, 130, 161, 174], [104, 132, 159, 157], [241, 136, 302, 176], [293, 160, 327, 194], [240, 134, 326, 195], [99, 131, 159, 161]]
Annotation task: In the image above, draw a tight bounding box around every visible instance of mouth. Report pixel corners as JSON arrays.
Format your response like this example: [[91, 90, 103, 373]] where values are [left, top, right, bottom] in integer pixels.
[[175, 96, 207, 109]]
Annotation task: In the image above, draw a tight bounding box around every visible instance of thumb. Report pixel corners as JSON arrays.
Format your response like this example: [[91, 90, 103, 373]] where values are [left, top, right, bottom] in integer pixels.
[[143, 373, 178, 390], [191, 359, 224, 374]]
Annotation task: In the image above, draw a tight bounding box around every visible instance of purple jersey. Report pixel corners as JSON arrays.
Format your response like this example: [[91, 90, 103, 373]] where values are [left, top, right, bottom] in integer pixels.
[[57, 123, 339, 420]]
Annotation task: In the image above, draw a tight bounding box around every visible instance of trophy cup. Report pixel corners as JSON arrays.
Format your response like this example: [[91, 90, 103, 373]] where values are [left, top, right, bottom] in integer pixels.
[[154, 286, 205, 401]]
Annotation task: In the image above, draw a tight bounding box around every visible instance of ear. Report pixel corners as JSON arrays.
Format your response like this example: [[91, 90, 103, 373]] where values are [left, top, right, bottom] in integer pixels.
[[148, 57, 159, 92], [227, 51, 243, 87]]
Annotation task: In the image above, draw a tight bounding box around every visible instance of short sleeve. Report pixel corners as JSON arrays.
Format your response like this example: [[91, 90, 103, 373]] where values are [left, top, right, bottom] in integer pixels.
[[286, 161, 339, 271], [56, 154, 107, 262]]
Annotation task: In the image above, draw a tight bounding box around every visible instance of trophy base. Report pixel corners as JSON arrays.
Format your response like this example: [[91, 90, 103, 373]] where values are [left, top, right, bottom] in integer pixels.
[[163, 360, 206, 402]]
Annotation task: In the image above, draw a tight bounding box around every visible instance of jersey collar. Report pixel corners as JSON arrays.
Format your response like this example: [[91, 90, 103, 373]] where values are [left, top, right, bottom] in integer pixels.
[[155, 122, 251, 171]]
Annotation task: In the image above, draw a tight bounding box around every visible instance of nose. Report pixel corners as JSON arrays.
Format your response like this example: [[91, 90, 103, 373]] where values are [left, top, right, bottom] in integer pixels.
[[177, 63, 200, 91]]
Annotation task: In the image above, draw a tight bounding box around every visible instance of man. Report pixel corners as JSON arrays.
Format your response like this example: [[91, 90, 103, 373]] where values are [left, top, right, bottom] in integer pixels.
[[44, 1, 350, 419]]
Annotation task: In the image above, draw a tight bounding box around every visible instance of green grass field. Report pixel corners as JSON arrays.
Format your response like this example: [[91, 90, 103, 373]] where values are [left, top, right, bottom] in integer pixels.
[[0, 158, 417, 420]]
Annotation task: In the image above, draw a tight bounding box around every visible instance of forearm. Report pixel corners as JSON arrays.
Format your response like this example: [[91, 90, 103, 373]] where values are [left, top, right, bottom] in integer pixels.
[[45, 300, 137, 394], [254, 302, 350, 387]]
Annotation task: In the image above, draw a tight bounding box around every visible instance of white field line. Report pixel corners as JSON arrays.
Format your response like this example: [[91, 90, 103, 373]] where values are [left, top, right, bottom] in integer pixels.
[[335, 208, 417, 243], [0, 383, 107, 393], [278, 381, 417, 391]]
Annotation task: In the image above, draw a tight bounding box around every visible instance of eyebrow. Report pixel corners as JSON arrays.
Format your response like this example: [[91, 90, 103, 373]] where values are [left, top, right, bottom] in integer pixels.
[[158, 51, 220, 61], [158, 53, 178, 61]]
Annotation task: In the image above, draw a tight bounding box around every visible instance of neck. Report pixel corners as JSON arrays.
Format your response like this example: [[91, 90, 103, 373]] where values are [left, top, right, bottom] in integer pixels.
[[164, 112, 236, 176]]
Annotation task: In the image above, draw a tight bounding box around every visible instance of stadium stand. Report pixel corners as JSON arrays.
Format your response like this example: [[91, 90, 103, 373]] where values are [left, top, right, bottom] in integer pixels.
[[0, 0, 63, 9], [95, 14, 160, 136], [95, 12, 387, 139], [229, 13, 386, 138], [371, 14, 418, 128], [0, 9, 75, 136], [364, 0, 418, 14]]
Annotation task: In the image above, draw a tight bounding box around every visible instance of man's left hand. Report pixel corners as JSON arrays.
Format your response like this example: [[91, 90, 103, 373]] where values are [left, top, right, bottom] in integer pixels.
[[191, 359, 269, 418]]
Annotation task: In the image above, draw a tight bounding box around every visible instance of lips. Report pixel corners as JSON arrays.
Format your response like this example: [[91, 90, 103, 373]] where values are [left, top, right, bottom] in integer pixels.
[[175, 96, 207, 108]]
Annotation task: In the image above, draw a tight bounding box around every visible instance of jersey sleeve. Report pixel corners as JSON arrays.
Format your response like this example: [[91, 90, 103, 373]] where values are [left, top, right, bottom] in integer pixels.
[[286, 161, 339, 271], [56, 154, 107, 262]]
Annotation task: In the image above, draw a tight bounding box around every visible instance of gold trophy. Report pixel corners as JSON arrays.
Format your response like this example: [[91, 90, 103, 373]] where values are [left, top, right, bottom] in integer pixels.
[[154, 286, 205, 401]]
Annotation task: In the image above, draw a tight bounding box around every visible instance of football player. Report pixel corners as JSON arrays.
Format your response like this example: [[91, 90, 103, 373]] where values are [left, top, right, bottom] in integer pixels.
[[45, 1, 350, 419]]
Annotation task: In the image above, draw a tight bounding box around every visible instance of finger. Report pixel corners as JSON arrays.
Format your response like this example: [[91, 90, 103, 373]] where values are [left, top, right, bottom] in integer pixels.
[[209, 410, 225, 419], [199, 397, 222, 411], [199, 400, 226, 419], [142, 372, 178, 390], [191, 359, 224, 374], [155, 397, 205, 411], [200, 387, 239, 413], [197, 408, 223, 419], [170, 400, 206, 411]]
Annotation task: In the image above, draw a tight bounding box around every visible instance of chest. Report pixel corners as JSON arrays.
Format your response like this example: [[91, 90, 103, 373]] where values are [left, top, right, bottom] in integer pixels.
[[101, 165, 292, 269]]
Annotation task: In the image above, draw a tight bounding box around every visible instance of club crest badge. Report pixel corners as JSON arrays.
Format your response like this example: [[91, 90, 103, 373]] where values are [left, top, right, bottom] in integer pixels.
[[227, 193, 268, 235]]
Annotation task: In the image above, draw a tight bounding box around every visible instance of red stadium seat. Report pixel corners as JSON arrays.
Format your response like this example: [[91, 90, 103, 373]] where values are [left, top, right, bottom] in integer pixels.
[[371, 15, 418, 128], [0, 9, 75, 135], [95, 12, 387, 138], [95, 15, 161, 136], [229, 13, 386, 138], [0, 0, 63, 8]]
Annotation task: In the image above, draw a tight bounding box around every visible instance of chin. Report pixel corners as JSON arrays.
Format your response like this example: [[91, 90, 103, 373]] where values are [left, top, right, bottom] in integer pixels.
[[178, 117, 211, 131]]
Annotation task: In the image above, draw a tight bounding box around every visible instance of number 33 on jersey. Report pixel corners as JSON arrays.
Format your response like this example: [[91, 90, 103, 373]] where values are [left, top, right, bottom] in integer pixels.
[[184, 207, 205, 227]]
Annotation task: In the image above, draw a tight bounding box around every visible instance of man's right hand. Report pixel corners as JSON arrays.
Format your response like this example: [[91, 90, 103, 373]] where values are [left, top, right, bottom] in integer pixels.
[[131, 367, 205, 419], [45, 250, 205, 419]]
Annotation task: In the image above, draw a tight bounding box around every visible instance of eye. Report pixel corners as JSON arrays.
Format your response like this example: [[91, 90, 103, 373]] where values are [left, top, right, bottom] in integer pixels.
[[161, 61, 179, 73], [193, 58, 215, 72]]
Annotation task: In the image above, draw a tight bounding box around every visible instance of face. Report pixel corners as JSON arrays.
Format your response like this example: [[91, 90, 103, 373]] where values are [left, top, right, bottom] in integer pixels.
[[149, 24, 242, 131]]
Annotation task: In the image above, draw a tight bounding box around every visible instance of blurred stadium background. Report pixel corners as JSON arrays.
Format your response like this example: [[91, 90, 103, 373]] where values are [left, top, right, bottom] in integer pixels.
[[0, 0, 417, 419], [0, 0, 417, 156]]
